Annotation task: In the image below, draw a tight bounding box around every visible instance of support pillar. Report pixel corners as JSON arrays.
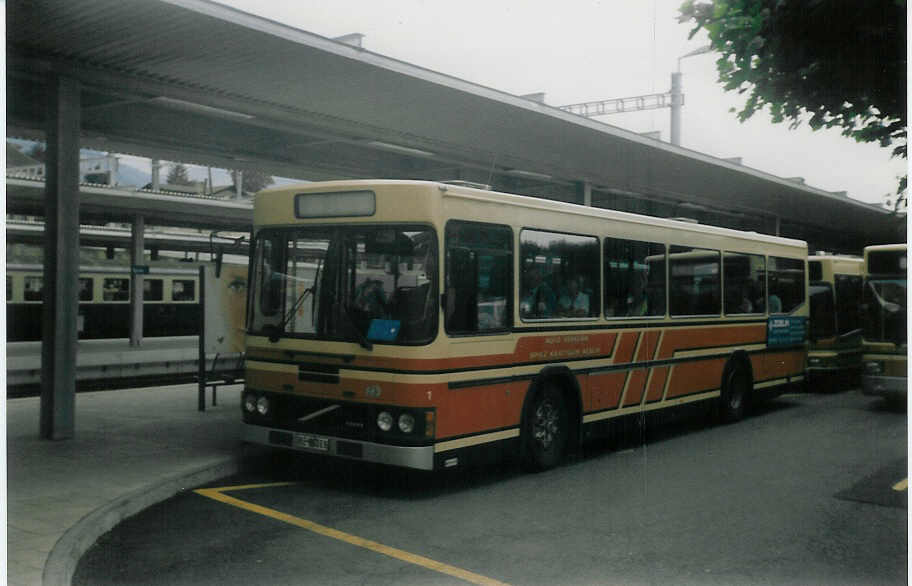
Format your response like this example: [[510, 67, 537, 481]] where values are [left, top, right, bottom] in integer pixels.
[[670, 72, 683, 146], [575, 181, 592, 206], [235, 170, 243, 199], [41, 75, 80, 440], [151, 159, 161, 191], [129, 215, 145, 346]]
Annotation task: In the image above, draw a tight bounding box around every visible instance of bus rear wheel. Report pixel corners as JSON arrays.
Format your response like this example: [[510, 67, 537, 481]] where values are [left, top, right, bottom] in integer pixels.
[[521, 383, 568, 471], [720, 365, 751, 423]]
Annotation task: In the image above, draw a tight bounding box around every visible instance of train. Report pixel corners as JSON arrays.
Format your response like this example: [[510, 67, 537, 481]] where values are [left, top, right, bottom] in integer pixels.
[[7, 263, 203, 341]]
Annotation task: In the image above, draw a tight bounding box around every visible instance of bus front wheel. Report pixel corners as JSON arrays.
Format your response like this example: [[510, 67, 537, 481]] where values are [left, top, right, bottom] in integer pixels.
[[521, 383, 569, 471]]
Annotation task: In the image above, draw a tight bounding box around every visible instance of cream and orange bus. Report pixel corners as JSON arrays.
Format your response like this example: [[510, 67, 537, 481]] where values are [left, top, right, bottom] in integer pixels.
[[241, 180, 808, 471], [861, 244, 907, 404], [806, 255, 864, 383]]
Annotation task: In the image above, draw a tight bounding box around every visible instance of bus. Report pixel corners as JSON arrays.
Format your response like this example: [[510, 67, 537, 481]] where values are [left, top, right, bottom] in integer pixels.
[[861, 244, 907, 404], [241, 180, 808, 471], [806, 255, 864, 384]]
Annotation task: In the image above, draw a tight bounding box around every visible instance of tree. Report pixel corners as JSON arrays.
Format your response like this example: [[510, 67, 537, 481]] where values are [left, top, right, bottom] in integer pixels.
[[230, 169, 274, 195], [166, 162, 192, 186], [679, 0, 907, 193]]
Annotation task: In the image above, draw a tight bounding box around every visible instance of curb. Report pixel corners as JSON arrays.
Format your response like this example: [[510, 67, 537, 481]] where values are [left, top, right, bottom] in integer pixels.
[[43, 456, 241, 586]]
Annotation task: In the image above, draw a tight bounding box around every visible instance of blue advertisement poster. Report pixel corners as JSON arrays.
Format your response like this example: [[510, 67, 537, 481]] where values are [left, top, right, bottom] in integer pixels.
[[767, 316, 807, 347]]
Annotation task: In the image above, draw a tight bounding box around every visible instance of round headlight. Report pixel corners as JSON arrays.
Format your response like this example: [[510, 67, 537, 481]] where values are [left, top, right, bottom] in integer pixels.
[[256, 396, 270, 416], [243, 394, 257, 413], [398, 413, 416, 434], [377, 411, 393, 432]]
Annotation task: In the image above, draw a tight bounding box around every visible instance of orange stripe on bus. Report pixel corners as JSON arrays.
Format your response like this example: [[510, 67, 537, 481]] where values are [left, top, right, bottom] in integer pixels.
[[645, 366, 669, 402], [623, 368, 649, 406], [589, 371, 627, 411]]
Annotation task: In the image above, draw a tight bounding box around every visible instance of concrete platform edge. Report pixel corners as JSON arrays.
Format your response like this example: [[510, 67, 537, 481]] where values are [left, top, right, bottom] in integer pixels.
[[42, 456, 241, 586]]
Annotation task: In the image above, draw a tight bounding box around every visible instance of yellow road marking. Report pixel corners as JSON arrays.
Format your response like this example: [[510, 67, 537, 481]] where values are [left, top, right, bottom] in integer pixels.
[[892, 478, 908, 491], [194, 483, 510, 586]]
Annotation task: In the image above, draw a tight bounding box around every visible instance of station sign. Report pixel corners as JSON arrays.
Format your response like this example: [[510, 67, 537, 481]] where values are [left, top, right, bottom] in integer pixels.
[[131, 265, 150, 275]]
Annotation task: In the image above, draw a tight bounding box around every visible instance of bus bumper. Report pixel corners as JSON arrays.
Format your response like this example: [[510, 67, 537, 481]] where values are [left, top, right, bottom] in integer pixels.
[[861, 375, 907, 401], [241, 423, 436, 470]]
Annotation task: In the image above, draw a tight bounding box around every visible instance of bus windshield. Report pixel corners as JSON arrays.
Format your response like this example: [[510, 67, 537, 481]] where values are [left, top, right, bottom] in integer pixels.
[[249, 225, 438, 346], [862, 278, 907, 344]]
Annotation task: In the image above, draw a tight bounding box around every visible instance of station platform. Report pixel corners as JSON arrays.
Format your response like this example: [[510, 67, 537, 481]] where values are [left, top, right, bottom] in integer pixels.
[[6, 383, 246, 586], [7, 337, 243, 395]]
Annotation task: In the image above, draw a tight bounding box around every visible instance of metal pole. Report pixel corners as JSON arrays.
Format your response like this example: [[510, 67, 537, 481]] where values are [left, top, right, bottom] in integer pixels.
[[41, 74, 80, 440], [670, 71, 683, 146], [198, 265, 206, 411], [129, 215, 145, 346]]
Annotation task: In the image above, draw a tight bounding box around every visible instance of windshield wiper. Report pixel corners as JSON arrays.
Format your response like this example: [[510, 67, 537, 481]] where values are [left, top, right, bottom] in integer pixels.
[[339, 302, 373, 351], [264, 261, 324, 343]]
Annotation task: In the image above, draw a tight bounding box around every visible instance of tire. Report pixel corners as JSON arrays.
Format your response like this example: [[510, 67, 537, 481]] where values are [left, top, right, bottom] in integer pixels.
[[521, 383, 569, 471], [720, 364, 751, 423]]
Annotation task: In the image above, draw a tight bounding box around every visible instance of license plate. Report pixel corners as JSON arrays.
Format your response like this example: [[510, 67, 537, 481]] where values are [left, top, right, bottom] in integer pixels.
[[293, 433, 329, 452]]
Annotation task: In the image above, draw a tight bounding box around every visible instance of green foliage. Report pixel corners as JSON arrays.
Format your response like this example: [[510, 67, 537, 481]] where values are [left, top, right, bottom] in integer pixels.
[[680, 0, 907, 191], [166, 163, 192, 186]]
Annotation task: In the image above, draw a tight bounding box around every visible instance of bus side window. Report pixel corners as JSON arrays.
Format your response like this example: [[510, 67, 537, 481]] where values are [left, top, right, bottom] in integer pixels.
[[723, 252, 765, 315], [669, 246, 721, 316], [604, 237, 665, 318], [445, 220, 512, 334], [768, 256, 805, 314]]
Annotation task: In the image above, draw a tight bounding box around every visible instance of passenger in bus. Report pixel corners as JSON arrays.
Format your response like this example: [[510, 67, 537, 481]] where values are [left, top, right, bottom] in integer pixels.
[[768, 292, 782, 313], [353, 278, 389, 318], [522, 267, 556, 318], [558, 276, 590, 317], [626, 273, 649, 316]]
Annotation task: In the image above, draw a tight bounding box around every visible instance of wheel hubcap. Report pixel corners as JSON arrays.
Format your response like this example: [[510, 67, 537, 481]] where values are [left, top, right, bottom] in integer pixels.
[[533, 399, 559, 449]]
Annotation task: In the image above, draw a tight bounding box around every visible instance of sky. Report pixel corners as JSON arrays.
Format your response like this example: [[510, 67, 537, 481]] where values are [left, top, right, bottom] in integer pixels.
[[206, 0, 906, 207]]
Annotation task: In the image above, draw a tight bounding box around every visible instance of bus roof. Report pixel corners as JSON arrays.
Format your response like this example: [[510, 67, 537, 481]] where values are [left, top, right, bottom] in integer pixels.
[[257, 179, 808, 251]]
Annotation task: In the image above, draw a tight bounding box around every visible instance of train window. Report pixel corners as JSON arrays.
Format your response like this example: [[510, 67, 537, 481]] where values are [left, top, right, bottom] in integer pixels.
[[24, 276, 43, 301], [79, 278, 94, 302], [144, 279, 164, 301], [7, 276, 12, 301], [103, 278, 130, 302], [172, 279, 196, 301]]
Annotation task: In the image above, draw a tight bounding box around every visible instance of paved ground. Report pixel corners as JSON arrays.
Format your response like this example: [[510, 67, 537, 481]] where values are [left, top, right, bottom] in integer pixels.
[[6, 383, 244, 586], [72, 390, 907, 586]]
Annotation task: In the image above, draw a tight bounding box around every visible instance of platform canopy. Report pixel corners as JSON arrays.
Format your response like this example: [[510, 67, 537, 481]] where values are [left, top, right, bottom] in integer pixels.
[[7, 0, 905, 250]]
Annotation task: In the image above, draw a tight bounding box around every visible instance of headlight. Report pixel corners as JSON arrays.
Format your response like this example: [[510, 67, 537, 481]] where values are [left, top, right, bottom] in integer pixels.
[[377, 411, 393, 432], [865, 361, 883, 375], [398, 413, 416, 434], [256, 396, 270, 416], [808, 357, 821, 366], [243, 394, 257, 413]]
